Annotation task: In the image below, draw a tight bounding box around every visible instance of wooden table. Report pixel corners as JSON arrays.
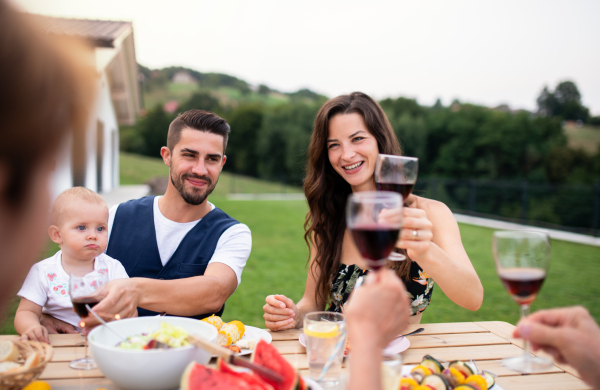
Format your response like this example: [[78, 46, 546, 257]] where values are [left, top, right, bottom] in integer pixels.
[[0, 322, 591, 390]]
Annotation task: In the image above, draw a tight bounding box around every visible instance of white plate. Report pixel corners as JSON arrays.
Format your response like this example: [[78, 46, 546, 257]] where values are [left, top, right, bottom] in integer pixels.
[[232, 325, 273, 356], [298, 333, 410, 355], [401, 365, 504, 389]]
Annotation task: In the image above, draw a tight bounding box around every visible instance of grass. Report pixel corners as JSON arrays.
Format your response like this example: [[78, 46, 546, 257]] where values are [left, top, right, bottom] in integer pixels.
[[564, 124, 600, 154], [2, 153, 599, 334], [143, 82, 201, 110], [119, 152, 301, 194]]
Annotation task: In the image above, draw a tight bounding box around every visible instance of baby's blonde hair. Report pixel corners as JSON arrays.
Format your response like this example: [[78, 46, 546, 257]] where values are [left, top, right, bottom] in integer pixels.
[[51, 187, 107, 226]]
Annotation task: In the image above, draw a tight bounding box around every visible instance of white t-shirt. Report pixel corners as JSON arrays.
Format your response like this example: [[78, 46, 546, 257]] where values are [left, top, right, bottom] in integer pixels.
[[108, 197, 251, 285], [17, 251, 129, 327]]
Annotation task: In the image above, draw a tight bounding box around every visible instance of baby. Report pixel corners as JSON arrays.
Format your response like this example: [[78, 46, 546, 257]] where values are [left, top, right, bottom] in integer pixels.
[[14, 187, 129, 342]]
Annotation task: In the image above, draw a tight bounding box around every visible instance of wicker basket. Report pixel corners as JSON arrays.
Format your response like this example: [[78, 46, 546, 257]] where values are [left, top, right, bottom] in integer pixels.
[[0, 340, 53, 390]]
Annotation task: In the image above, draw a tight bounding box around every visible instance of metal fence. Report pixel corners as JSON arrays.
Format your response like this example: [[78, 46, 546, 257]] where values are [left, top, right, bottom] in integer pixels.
[[415, 178, 600, 236]]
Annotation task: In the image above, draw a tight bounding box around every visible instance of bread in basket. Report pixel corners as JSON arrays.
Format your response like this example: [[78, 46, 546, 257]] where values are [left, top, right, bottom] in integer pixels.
[[0, 340, 53, 390]]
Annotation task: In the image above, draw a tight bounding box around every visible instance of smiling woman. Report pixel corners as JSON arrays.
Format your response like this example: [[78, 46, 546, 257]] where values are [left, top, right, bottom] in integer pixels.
[[263, 92, 484, 332]]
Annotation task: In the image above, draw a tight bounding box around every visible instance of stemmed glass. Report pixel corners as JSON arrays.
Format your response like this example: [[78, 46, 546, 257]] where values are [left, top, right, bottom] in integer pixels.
[[346, 191, 403, 271], [69, 271, 107, 370], [374, 154, 419, 261], [492, 230, 552, 373]]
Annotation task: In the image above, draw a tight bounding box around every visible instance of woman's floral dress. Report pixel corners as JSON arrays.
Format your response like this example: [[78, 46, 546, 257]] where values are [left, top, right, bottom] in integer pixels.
[[328, 262, 434, 316]]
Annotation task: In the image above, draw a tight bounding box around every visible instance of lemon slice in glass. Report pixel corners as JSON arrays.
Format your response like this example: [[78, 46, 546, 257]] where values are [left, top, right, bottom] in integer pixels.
[[304, 322, 340, 338]]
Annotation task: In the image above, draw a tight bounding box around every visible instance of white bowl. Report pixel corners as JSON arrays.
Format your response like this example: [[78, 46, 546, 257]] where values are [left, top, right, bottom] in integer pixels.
[[88, 316, 218, 390]]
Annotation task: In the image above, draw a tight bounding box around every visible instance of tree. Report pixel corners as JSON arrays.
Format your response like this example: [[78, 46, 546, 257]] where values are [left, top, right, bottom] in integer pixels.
[[226, 104, 264, 176], [136, 106, 175, 158], [180, 92, 222, 115], [536, 81, 589, 122]]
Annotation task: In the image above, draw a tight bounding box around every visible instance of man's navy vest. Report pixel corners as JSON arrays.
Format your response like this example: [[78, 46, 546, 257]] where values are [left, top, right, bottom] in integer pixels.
[[106, 196, 239, 319]]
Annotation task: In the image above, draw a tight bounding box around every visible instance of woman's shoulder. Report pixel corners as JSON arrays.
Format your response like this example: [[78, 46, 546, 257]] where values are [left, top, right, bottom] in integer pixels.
[[409, 195, 451, 214]]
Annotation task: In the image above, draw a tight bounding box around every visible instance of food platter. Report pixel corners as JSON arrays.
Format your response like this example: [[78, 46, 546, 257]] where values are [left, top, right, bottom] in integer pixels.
[[401, 364, 504, 390], [298, 333, 410, 355], [235, 325, 272, 356]]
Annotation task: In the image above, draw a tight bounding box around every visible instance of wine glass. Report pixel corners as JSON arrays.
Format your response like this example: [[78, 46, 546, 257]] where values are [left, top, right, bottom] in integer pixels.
[[492, 230, 552, 373], [374, 154, 418, 261], [69, 271, 107, 370], [346, 191, 403, 271]]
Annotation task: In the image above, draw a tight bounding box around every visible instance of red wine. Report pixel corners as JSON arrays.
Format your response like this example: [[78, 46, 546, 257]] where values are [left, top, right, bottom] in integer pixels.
[[376, 182, 414, 199], [499, 268, 546, 305], [351, 225, 400, 264], [72, 297, 100, 318]]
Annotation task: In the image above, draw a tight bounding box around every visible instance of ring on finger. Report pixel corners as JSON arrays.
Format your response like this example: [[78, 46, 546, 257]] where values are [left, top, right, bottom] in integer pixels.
[[412, 229, 420, 238]]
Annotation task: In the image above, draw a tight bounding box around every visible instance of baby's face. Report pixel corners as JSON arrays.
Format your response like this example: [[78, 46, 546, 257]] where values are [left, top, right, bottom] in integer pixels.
[[57, 199, 109, 261]]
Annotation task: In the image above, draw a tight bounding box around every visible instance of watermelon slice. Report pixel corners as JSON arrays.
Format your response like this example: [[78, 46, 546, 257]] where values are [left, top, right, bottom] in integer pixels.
[[251, 339, 300, 390], [217, 359, 274, 390], [181, 361, 271, 390]]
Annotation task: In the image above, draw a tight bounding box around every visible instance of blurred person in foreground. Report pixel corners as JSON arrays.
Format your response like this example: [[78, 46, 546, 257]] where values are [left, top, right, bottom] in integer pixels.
[[345, 269, 410, 390], [513, 306, 600, 388], [0, 0, 95, 318]]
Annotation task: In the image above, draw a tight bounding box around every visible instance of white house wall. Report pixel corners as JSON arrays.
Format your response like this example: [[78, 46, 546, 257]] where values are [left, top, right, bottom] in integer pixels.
[[95, 70, 120, 193], [51, 136, 73, 200], [52, 70, 120, 197]]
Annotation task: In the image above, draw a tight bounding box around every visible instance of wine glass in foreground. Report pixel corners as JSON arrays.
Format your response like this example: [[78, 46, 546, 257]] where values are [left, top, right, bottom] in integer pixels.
[[346, 191, 403, 271], [69, 272, 106, 370], [493, 230, 552, 373], [375, 154, 418, 261]]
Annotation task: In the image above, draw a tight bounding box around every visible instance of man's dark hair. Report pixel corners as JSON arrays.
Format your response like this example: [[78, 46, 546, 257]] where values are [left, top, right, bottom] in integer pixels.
[[167, 109, 230, 153]]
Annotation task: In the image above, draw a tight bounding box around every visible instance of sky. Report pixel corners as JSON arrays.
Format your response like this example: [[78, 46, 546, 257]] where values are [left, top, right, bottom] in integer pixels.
[[11, 0, 600, 115]]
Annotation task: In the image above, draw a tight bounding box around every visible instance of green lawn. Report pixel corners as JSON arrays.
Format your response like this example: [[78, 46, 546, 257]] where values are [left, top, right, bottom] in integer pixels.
[[564, 124, 600, 154], [2, 153, 599, 334]]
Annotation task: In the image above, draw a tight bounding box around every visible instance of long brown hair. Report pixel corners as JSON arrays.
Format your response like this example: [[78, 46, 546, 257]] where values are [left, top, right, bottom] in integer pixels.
[[304, 92, 412, 305]]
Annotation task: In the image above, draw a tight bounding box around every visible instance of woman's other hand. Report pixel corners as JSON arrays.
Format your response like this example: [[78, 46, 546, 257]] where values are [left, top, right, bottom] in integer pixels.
[[263, 294, 300, 331], [397, 206, 433, 261]]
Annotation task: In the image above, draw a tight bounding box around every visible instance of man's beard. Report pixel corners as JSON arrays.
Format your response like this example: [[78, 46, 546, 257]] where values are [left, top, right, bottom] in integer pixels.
[[170, 171, 217, 205]]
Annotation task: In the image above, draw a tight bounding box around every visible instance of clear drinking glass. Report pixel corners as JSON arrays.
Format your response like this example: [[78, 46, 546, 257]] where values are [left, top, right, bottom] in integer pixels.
[[69, 271, 107, 370], [304, 312, 347, 388], [374, 155, 418, 261], [346, 191, 403, 271], [492, 230, 552, 373]]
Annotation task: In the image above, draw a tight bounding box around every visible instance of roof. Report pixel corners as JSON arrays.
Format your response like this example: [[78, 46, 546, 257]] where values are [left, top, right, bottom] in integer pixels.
[[27, 14, 132, 48]]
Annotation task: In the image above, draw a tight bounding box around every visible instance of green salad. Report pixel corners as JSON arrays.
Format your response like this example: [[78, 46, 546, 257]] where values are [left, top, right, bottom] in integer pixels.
[[117, 322, 190, 349]]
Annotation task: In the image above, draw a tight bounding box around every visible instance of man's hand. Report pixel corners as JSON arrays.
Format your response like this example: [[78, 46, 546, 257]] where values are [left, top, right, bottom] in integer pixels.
[[40, 313, 79, 334], [81, 278, 140, 334], [513, 306, 600, 388]]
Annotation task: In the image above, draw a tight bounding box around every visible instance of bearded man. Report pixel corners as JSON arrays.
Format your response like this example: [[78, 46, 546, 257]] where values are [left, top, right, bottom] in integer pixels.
[[42, 110, 251, 332]]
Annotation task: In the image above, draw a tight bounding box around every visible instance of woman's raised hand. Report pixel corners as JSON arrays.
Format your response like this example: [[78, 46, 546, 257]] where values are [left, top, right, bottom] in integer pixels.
[[397, 206, 433, 261], [263, 294, 300, 331]]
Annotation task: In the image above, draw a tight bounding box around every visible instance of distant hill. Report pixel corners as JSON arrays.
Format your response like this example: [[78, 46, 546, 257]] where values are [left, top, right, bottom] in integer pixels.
[[138, 64, 327, 110]]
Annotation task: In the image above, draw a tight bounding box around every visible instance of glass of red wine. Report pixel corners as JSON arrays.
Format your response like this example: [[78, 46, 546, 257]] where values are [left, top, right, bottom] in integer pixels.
[[375, 154, 418, 261], [493, 230, 552, 373], [346, 191, 403, 271], [69, 271, 106, 370]]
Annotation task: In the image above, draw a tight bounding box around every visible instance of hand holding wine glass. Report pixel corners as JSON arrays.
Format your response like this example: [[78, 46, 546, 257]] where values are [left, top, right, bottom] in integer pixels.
[[493, 230, 552, 373], [346, 191, 403, 271], [375, 155, 418, 261], [69, 271, 107, 370]]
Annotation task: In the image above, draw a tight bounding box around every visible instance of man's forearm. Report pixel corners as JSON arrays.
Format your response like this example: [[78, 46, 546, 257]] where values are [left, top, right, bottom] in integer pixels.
[[134, 276, 233, 316]]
